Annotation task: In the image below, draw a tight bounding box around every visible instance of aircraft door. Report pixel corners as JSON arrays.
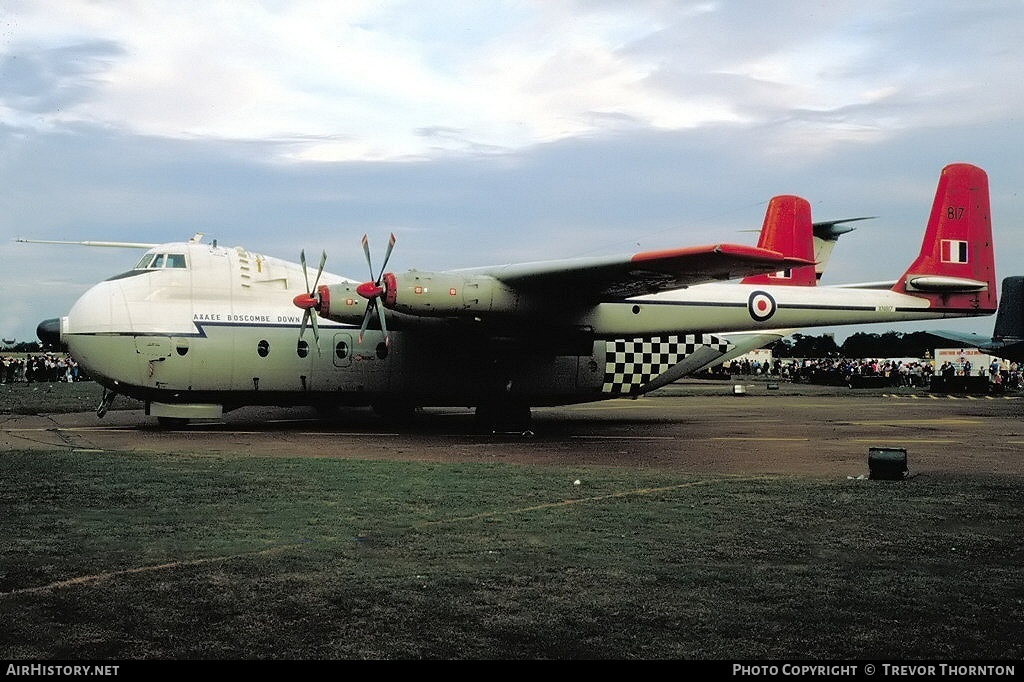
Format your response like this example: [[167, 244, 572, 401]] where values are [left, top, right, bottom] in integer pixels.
[[327, 332, 374, 393], [134, 336, 173, 387], [134, 336, 172, 360]]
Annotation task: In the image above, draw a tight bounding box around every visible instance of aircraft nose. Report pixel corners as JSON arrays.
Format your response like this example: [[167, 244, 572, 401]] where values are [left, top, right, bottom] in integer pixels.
[[36, 317, 65, 351]]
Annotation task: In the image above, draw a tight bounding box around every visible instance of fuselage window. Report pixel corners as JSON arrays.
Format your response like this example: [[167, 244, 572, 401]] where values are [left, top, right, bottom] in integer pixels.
[[335, 341, 349, 360], [257, 340, 270, 357], [297, 340, 309, 358]]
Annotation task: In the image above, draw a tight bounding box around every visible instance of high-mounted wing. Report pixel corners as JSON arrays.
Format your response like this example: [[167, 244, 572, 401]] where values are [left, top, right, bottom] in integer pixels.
[[311, 240, 814, 325], [453, 242, 815, 301]]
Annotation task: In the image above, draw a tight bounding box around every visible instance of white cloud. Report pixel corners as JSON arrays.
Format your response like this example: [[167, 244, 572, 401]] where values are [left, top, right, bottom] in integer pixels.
[[18, 0, 994, 160]]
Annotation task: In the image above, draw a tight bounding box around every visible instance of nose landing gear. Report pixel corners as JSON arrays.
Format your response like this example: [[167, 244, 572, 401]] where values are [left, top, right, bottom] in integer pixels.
[[96, 388, 117, 418]]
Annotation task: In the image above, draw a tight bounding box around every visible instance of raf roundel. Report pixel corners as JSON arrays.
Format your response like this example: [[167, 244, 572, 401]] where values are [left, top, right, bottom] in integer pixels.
[[748, 290, 777, 322]]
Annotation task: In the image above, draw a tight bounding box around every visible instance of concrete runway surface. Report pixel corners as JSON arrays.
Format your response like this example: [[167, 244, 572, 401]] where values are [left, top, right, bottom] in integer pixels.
[[2, 380, 1022, 478]]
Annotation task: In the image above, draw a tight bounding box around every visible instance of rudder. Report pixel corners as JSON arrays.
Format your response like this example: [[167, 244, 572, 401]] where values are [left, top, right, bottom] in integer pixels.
[[893, 163, 997, 314], [993, 277, 1024, 341], [742, 195, 817, 286]]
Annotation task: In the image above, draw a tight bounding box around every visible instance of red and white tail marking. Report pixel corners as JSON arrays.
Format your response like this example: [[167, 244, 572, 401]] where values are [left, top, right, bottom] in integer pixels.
[[940, 239, 969, 264], [741, 195, 817, 287], [894, 163, 997, 313]]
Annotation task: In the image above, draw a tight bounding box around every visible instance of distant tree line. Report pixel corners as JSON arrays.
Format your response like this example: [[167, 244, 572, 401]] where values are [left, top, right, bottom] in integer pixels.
[[2, 341, 43, 353], [768, 331, 950, 359]]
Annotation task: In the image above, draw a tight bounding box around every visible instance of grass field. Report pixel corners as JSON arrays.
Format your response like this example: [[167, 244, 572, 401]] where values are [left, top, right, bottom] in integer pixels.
[[2, 382, 1023, 660], [0, 380, 142, 415], [1, 446, 1022, 659]]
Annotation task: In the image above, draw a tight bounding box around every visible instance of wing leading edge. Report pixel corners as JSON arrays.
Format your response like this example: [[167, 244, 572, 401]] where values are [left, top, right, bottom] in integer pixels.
[[459, 243, 815, 302]]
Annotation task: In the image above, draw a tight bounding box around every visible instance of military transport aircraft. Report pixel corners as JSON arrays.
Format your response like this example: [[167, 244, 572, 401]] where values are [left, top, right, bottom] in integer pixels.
[[31, 163, 995, 429], [30, 199, 822, 426], [30, 193, 843, 404]]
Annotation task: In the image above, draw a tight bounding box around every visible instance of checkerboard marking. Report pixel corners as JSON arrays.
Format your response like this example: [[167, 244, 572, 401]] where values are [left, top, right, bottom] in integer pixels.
[[602, 334, 731, 394]]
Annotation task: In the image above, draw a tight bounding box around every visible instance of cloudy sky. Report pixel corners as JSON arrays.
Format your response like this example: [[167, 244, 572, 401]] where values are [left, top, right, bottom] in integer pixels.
[[2, 0, 1023, 345]]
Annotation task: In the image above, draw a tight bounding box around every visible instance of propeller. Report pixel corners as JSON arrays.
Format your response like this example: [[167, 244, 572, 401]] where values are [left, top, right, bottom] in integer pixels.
[[293, 249, 327, 346], [356, 233, 396, 345]]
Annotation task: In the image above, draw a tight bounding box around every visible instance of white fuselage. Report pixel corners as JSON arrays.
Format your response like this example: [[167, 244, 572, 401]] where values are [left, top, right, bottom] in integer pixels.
[[579, 281, 943, 337], [60, 242, 609, 413], [58, 241, 985, 417]]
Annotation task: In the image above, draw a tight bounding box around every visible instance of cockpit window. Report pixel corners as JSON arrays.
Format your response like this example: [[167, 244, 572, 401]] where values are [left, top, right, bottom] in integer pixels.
[[134, 253, 156, 269], [134, 253, 188, 270]]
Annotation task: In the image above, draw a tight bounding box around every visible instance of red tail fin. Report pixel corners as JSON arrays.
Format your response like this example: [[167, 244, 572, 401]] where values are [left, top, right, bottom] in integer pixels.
[[894, 163, 997, 313], [742, 195, 817, 286]]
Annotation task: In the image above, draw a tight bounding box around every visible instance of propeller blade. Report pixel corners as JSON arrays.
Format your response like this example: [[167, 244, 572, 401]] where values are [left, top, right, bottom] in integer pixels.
[[357, 233, 396, 345], [312, 250, 327, 291], [361, 234, 373, 281], [378, 304, 390, 347], [296, 249, 326, 351], [358, 300, 374, 344], [377, 232, 397, 283], [300, 249, 310, 294]]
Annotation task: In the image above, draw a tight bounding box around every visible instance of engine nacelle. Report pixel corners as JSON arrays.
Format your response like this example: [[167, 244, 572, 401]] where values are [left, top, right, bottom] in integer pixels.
[[388, 271, 524, 317], [320, 271, 524, 322]]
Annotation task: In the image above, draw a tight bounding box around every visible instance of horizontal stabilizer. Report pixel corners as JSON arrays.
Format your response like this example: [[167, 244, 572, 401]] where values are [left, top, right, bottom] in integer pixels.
[[812, 216, 874, 240], [905, 276, 990, 292], [832, 281, 899, 290], [927, 330, 993, 347]]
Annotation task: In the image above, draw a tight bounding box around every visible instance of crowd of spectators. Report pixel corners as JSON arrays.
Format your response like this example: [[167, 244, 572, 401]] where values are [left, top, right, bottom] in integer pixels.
[[719, 356, 1022, 391], [5, 349, 1023, 391], [786, 358, 933, 387], [0, 354, 84, 383]]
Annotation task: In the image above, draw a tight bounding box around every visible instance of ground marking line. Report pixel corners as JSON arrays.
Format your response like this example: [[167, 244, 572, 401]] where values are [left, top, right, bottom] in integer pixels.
[[848, 438, 960, 443], [711, 437, 809, 441], [422, 475, 778, 526], [0, 543, 305, 598], [571, 435, 675, 440]]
